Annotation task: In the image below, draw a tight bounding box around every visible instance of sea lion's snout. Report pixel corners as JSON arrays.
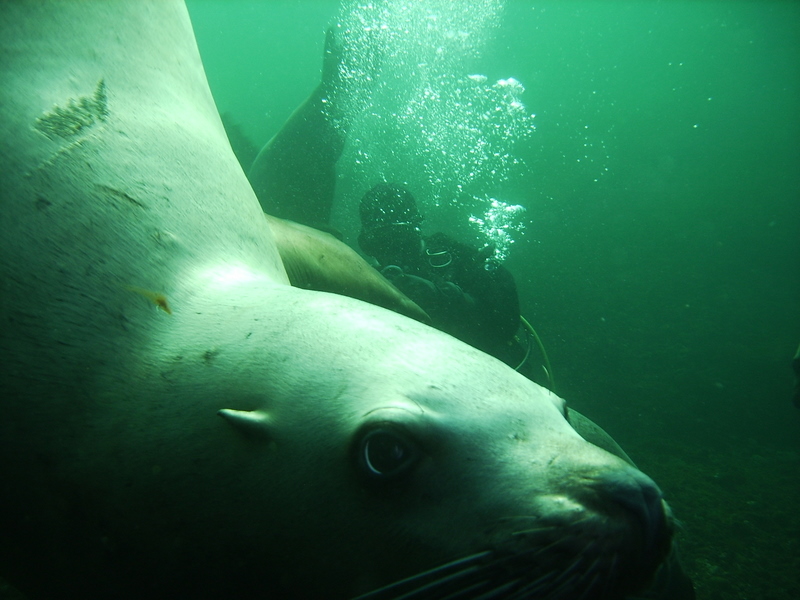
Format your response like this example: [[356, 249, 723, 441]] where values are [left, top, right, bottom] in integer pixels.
[[591, 467, 672, 561], [580, 467, 674, 595], [353, 458, 676, 600], [469, 466, 675, 600], [514, 463, 674, 599]]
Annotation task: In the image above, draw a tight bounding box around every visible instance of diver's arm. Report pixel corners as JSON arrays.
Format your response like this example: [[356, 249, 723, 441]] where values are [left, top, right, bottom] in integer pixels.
[[381, 267, 438, 303], [435, 280, 477, 310], [468, 264, 521, 344]]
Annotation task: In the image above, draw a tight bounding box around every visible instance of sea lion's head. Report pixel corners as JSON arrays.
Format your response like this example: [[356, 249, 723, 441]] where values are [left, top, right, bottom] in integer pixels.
[[209, 285, 675, 599]]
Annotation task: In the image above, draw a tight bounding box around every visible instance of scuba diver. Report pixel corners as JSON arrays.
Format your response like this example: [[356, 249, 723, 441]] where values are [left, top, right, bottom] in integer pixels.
[[247, 29, 531, 371], [357, 182, 523, 365]]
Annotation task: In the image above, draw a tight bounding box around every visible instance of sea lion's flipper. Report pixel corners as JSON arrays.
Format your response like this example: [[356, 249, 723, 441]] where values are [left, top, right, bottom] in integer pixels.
[[247, 81, 343, 229], [266, 215, 430, 324], [220, 112, 259, 172], [322, 26, 344, 92], [248, 28, 348, 230], [218, 409, 273, 442], [248, 25, 381, 230], [568, 409, 636, 467]]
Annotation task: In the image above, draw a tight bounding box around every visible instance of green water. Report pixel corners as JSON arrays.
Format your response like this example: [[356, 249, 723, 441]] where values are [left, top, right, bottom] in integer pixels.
[[186, 1, 800, 598]]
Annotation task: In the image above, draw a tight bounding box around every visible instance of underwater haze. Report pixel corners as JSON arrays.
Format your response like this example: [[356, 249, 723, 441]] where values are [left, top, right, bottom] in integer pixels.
[[183, 1, 799, 599]]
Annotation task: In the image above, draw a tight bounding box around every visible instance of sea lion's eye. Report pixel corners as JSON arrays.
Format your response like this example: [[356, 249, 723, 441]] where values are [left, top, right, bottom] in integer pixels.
[[359, 428, 419, 480]]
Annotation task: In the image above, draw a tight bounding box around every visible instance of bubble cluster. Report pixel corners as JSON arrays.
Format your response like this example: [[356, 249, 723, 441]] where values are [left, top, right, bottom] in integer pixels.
[[468, 198, 526, 263], [329, 0, 532, 260], [398, 72, 535, 206]]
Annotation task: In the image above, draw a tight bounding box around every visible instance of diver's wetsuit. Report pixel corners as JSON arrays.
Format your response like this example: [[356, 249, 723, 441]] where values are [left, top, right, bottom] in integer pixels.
[[378, 232, 521, 364]]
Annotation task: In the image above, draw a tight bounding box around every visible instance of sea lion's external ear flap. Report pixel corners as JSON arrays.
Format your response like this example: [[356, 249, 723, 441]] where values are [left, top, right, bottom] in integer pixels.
[[218, 409, 273, 442]]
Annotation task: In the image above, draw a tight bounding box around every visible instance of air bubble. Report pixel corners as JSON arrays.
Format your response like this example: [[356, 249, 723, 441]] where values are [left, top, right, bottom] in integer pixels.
[[333, 0, 530, 260]]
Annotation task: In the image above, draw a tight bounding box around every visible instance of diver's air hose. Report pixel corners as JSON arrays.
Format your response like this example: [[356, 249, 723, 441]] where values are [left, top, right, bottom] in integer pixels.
[[518, 316, 555, 392]]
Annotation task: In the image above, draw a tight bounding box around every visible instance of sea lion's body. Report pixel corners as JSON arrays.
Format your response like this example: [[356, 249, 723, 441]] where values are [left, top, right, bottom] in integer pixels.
[[0, 2, 692, 599]]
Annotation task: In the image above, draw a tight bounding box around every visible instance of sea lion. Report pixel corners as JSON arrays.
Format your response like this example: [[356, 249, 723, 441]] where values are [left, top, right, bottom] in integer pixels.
[[0, 2, 692, 599], [248, 27, 346, 229], [265, 213, 430, 323]]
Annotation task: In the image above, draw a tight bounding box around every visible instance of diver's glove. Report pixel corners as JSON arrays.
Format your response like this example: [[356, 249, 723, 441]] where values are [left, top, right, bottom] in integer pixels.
[[381, 265, 437, 301], [436, 281, 464, 300], [380, 265, 404, 281], [435, 280, 475, 309]]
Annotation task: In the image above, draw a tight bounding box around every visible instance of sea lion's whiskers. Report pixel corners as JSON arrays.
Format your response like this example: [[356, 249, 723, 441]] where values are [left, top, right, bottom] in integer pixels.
[[572, 566, 603, 600], [553, 547, 608, 600], [557, 552, 587, 579], [511, 514, 594, 537], [505, 570, 560, 599], [554, 550, 605, 600], [498, 514, 546, 522], [469, 578, 523, 599], [352, 551, 492, 599], [510, 525, 559, 536], [505, 537, 561, 562], [509, 546, 596, 600], [593, 551, 619, 598], [509, 522, 561, 536], [396, 573, 494, 600]]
